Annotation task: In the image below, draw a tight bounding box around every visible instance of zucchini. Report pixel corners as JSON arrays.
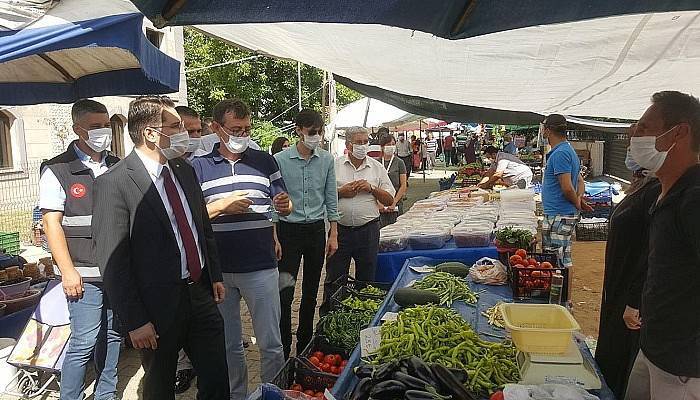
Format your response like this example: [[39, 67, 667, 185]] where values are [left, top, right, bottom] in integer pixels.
[[435, 262, 470, 278], [394, 288, 441, 307]]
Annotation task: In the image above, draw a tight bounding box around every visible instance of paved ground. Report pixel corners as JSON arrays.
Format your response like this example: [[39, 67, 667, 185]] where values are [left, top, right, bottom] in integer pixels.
[[1, 168, 611, 399]]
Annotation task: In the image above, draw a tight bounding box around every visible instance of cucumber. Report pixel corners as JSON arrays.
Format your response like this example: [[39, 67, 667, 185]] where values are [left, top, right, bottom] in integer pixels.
[[394, 288, 441, 307], [435, 262, 470, 278]]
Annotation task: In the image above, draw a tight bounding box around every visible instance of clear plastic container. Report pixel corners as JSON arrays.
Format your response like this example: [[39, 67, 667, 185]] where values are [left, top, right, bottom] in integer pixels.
[[500, 188, 535, 202], [452, 225, 493, 248], [406, 228, 451, 250], [379, 229, 407, 252]]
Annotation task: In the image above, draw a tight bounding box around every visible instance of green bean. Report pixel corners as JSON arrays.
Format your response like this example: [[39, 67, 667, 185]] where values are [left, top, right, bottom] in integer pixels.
[[372, 305, 520, 396]]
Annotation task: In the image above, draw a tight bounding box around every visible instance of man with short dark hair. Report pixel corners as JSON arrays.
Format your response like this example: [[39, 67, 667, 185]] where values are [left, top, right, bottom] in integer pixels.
[[479, 145, 533, 189], [40, 99, 121, 400], [93, 95, 229, 400], [274, 108, 339, 358], [624, 91, 700, 399], [396, 132, 412, 177], [193, 99, 291, 398], [540, 114, 590, 273], [321, 127, 395, 310]]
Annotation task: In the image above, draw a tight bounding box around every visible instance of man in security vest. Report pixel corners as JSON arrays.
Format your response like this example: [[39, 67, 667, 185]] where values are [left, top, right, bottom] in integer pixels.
[[39, 99, 121, 400]]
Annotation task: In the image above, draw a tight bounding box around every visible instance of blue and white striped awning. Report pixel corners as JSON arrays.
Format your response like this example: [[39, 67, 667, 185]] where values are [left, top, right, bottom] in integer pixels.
[[0, 0, 180, 105]]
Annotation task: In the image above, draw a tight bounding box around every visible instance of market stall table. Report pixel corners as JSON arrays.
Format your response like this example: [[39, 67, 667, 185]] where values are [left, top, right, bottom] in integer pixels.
[[375, 240, 498, 282], [331, 256, 615, 400]]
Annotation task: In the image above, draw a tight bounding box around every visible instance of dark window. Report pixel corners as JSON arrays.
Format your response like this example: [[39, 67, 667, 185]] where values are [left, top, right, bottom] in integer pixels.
[[145, 29, 163, 48], [110, 115, 125, 158], [0, 113, 12, 168]]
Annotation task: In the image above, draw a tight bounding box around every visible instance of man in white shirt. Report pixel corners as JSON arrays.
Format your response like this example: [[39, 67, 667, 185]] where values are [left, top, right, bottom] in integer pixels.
[[39, 99, 121, 400], [321, 127, 395, 311], [478, 145, 533, 189]]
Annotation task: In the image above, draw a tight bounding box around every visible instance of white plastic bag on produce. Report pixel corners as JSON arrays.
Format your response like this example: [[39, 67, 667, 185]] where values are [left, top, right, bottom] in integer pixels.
[[469, 257, 508, 285], [503, 384, 600, 400]]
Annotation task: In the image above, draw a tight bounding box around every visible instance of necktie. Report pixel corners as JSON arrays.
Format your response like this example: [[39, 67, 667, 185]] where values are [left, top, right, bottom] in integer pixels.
[[162, 166, 202, 282]]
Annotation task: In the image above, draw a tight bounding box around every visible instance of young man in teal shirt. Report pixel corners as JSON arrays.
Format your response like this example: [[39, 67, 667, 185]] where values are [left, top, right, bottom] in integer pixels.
[[273, 109, 340, 358]]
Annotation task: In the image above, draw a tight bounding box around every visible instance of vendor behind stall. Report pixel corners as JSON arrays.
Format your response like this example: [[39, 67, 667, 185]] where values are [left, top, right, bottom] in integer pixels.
[[478, 145, 533, 189]]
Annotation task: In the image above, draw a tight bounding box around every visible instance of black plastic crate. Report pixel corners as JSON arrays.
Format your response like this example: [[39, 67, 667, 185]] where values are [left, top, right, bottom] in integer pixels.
[[329, 286, 384, 313], [271, 357, 337, 393], [507, 253, 569, 301], [576, 222, 608, 241], [496, 241, 538, 266], [327, 274, 391, 300], [314, 309, 374, 353], [298, 335, 350, 374]]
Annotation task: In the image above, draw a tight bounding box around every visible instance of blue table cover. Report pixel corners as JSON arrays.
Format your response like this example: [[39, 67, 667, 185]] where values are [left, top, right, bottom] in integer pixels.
[[331, 256, 615, 400], [376, 240, 498, 282]]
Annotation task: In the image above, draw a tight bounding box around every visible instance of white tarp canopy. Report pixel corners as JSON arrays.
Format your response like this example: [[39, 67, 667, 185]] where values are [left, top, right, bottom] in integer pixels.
[[195, 10, 700, 122], [333, 97, 414, 129]]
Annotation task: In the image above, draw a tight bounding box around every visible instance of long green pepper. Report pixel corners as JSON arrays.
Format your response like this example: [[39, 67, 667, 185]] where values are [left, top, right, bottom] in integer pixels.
[[371, 305, 520, 396], [412, 272, 479, 306]]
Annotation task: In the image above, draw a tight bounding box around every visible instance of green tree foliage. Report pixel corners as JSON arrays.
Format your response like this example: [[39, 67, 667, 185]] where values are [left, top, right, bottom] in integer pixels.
[[184, 28, 362, 127]]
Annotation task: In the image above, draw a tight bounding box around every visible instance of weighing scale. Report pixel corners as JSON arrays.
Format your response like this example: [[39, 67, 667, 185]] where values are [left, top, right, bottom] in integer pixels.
[[516, 338, 602, 390]]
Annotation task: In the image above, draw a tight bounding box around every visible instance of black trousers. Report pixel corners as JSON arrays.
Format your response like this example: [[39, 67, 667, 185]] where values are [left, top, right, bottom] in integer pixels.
[[321, 220, 380, 313], [277, 220, 326, 358], [400, 155, 413, 177], [140, 280, 229, 400]]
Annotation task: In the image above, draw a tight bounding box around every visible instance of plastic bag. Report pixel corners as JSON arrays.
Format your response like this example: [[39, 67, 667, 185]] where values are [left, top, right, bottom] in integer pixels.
[[469, 257, 508, 285], [503, 384, 600, 400]]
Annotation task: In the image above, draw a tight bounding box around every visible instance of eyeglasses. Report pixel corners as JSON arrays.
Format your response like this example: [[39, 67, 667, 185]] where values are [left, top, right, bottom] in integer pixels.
[[222, 125, 252, 137], [149, 122, 184, 131]]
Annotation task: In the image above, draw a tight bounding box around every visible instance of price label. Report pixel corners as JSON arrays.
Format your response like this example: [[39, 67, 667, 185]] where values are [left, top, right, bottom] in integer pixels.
[[324, 389, 337, 400], [360, 326, 382, 357], [410, 265, 435, 273], [381, 312, 398, 322]]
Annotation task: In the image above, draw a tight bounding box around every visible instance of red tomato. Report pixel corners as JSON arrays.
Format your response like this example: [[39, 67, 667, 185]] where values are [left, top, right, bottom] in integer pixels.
[[341, 360, 348, 367], [541, 261, 553, 269], [308, 356, 321, 367], [542, 271, 551, 278], [531, 271, 542, 278], [304, 389, 315, 396], [291, 383, 303, 392], [321, 363, 332, 373], [490, 391, 505, 400], [515, 249, 528, 259], [333, 355, 342, 366], [509, 255, 523, 266], [314, 393, 325, 399], [528, 258, 538, 266], [312, 351, 325, 360], [323, 355, 336, 366], [330, 366, 340, 375]]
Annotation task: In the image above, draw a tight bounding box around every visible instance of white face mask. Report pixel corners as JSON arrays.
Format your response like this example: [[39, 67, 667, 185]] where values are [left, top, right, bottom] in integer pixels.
[[624, 147, 643, 172], [223, 134, 250, 154], [302, 134, 322, 150], [187, 137, 202, 153], [193, 134, 219, 157], [383, 145, 396, 156], [352, 144, 368, 159], [83, 127, 112, 152], [155, 130, 190, 160], [629, 127, 677, 173]]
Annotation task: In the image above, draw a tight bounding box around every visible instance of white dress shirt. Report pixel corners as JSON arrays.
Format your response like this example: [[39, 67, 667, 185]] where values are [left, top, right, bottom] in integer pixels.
[[38, 143, 109, 211], [135, 149, 204, 279], [335, 155, 395, 227]]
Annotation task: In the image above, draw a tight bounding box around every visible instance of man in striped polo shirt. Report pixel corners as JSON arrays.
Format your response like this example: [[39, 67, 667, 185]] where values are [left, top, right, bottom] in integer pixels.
[[192, 99, 292, 399]]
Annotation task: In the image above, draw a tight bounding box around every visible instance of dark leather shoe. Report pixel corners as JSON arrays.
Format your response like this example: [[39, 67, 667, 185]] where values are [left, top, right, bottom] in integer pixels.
[[174, 368, 196, 394]]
